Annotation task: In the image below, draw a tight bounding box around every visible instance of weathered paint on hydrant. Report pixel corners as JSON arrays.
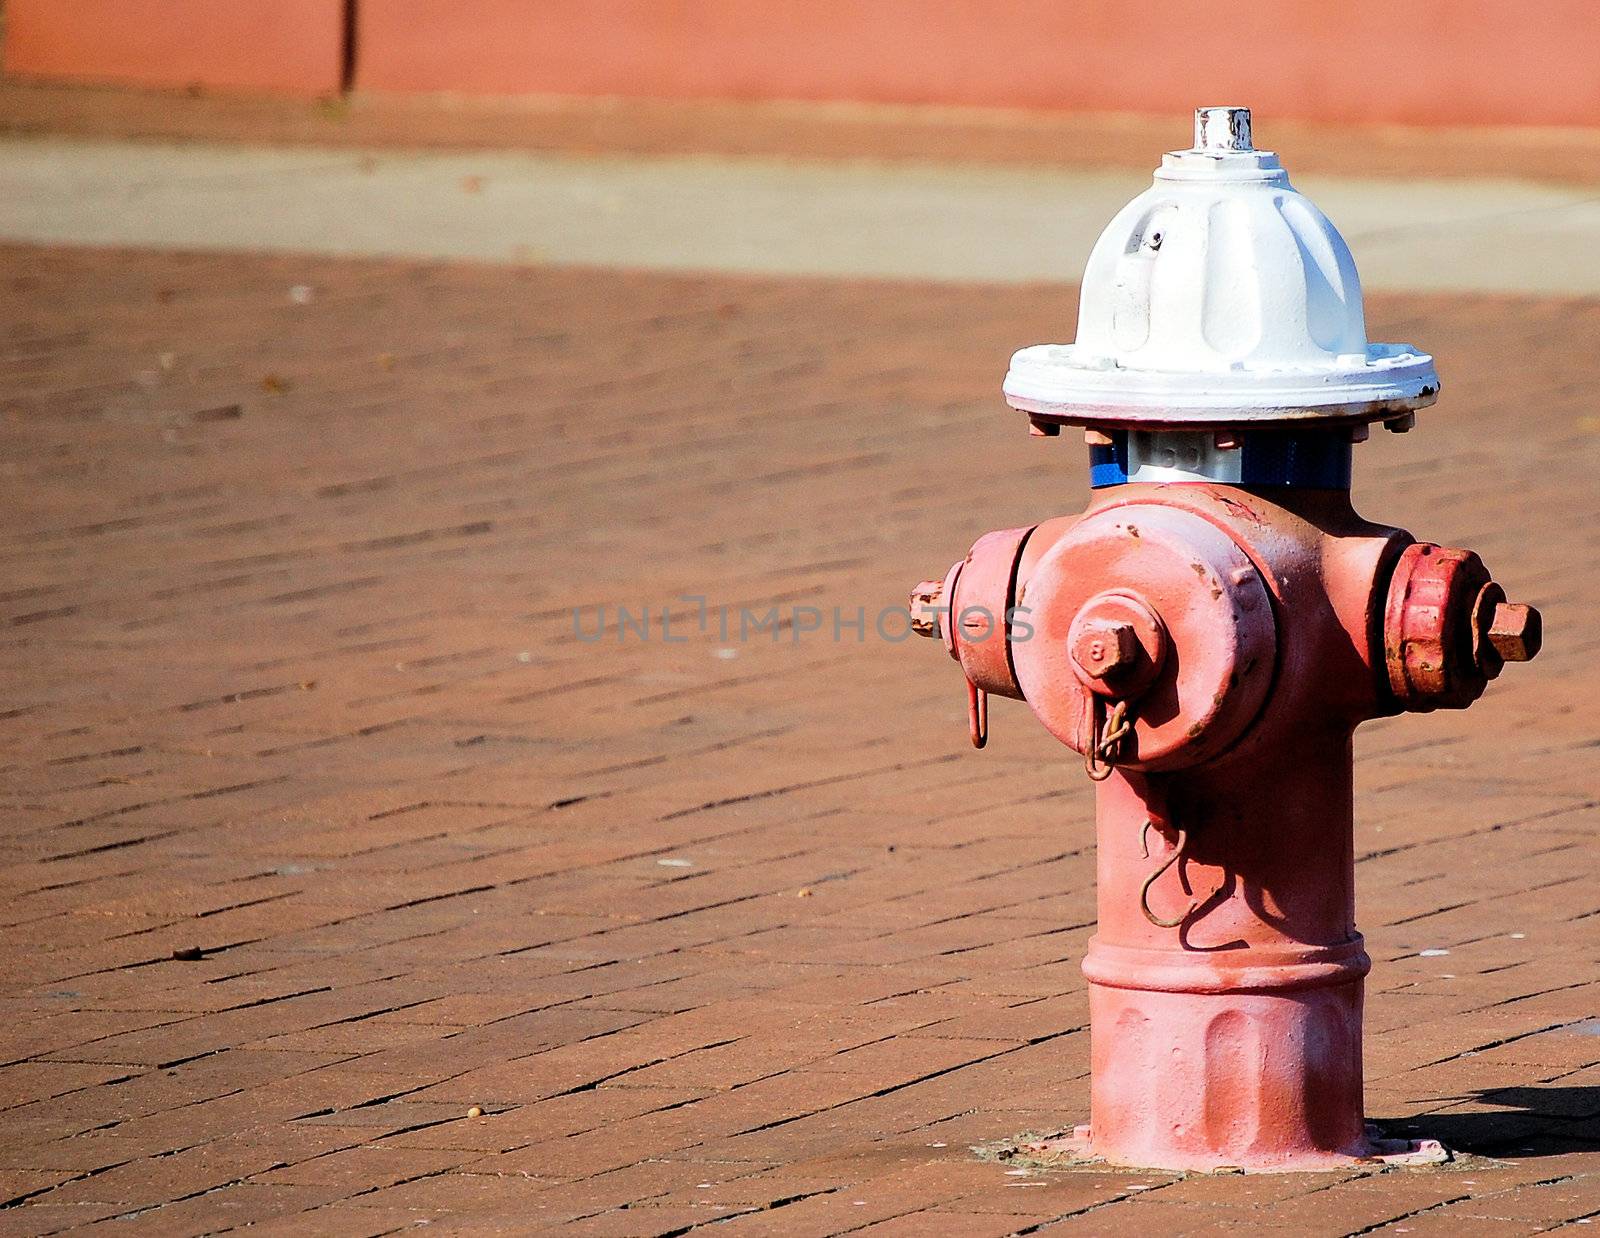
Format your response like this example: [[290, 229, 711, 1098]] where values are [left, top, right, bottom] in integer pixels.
[[910, 108, 1542, 1173]]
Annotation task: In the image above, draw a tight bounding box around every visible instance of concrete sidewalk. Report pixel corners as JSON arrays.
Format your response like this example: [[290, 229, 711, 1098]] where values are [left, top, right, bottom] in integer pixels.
[[3, 136, 1600, 292]]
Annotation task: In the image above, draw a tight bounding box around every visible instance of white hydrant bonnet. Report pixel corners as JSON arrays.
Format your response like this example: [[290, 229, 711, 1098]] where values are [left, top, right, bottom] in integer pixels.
[[1004, 107, 1439, 425]]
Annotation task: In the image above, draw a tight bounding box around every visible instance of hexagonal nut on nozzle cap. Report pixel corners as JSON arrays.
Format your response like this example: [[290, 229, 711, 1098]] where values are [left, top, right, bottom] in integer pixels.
[[1487, 602, 1541, 663], [1071, 620, 1139, 679], [908, 579, 944, 638]]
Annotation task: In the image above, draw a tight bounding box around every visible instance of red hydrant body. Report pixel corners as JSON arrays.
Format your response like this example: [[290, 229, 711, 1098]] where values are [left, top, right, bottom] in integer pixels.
[[911, 109, 1541, 1172], [1041, 485, 1401, 1171]]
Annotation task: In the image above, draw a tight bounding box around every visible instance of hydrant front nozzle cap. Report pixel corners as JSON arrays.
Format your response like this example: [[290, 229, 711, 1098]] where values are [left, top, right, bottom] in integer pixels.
[[1003, 106, 1439, 426]]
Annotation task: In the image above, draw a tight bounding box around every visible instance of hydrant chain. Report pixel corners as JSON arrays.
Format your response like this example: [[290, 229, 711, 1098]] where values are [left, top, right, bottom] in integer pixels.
[[1138, 820, 1200, 929], [1084, 696, 1132, 781]]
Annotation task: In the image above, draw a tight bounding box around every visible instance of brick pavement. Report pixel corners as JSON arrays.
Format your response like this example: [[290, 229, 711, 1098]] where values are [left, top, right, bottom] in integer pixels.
[[0, 244, 1595, 1233]]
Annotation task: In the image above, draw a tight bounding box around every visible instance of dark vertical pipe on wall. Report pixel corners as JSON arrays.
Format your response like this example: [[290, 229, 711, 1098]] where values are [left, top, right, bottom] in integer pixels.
[[340, 0, 358, 93]]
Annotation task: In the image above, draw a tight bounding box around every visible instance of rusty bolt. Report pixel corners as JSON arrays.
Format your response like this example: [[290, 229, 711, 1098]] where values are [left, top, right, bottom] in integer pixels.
[[1487, 602, 1541, 662], [1072, 620, 1139, 679], [908, 579, 943, 638]]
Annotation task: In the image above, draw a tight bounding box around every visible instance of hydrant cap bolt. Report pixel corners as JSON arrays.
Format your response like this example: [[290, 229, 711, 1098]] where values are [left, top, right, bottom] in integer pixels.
[[1059, 588, 1172, 702], [1488, 602, 1541, 662], [1073, 620, 1139, 679], [908, 579, 943, 638]]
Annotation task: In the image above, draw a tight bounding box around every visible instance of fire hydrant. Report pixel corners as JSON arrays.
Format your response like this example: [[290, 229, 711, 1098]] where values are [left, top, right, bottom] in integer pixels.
[[910, 108, 1542, 1172]]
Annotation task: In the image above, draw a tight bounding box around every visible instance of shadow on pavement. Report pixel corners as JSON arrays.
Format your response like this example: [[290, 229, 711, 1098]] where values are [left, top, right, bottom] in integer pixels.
[[1386, 1088, 1600, 1158]]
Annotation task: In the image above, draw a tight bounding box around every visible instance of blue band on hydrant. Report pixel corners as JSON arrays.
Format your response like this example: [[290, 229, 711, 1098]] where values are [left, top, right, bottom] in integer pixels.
[[1090, 430, 1353, 489]]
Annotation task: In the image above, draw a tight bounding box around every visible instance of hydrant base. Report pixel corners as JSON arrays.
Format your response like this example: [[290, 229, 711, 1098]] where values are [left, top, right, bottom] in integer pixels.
[[1085, 951, 1370, 1173], [1018, 1125, 1450, 1174]]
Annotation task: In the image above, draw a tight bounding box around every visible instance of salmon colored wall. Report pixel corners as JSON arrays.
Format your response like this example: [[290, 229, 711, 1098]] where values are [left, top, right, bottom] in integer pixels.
[[4, 0, 346, 96], [6, 0, 1598, 129], [354, 0, 1600, 129]]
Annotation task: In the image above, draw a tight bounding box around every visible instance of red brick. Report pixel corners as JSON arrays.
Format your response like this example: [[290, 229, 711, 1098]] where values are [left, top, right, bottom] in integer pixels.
[[0, 245, 1593, 1235]]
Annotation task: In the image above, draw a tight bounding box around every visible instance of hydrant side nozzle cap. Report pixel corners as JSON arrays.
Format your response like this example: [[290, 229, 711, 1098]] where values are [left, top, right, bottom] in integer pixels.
[[1002, 105, 1440, 425]]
